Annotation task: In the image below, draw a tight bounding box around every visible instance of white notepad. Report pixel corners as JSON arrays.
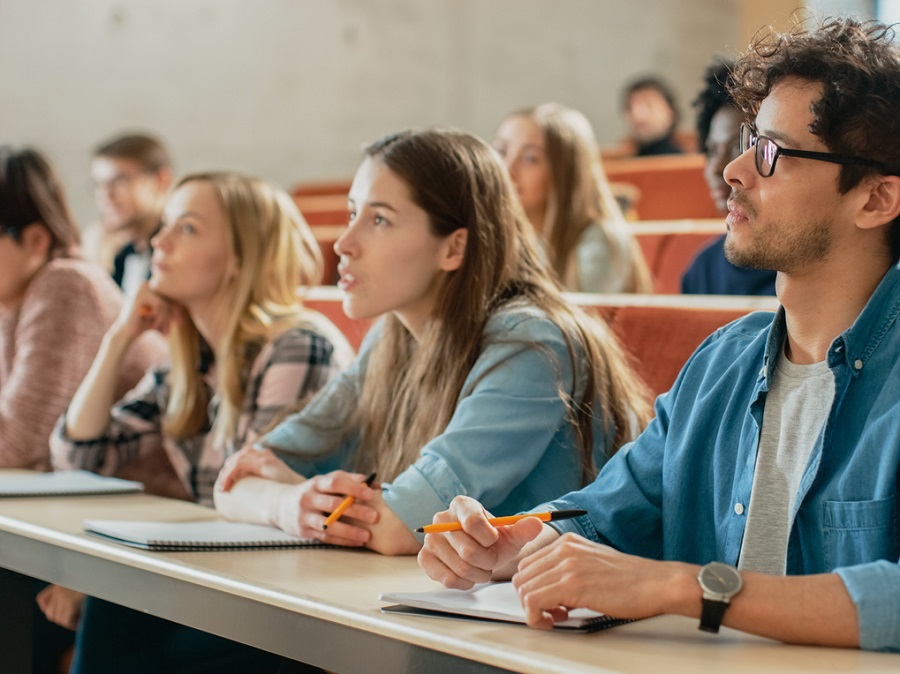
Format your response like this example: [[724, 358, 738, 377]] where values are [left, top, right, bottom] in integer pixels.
[[380, 582, 635, 632], [0, 471, 143, 497], [83, 519, 328, 551]]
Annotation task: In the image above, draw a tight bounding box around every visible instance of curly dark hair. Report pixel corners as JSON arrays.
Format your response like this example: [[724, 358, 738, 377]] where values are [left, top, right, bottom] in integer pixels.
[[730, 17, 900, 262], [693, 59, 736, 152]]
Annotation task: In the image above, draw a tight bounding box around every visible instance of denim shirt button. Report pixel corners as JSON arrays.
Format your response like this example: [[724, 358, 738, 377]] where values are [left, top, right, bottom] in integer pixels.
[[853, 359, 863, 370], [734, 502, 745, 515]]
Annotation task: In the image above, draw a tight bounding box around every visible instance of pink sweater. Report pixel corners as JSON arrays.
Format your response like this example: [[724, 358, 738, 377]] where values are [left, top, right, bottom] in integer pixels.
[[0, 258, 168, 474]]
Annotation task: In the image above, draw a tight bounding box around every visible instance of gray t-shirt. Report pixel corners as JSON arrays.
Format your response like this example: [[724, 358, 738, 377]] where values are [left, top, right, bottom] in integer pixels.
[[737, 344, 835, 575]]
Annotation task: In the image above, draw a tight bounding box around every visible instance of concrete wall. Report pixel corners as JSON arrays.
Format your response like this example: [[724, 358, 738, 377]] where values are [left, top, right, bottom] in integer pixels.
[[3, 0, 861, 227]]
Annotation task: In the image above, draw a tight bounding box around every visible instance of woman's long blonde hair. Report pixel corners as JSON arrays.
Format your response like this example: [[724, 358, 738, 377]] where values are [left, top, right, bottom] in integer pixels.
[[165, 172, 323, 446], [351, 130, 652, 483], [509, 103, 652, 293]]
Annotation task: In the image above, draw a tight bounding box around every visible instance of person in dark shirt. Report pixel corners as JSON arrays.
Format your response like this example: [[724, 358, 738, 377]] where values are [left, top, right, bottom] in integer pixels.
[[681, 60, 777, 295]]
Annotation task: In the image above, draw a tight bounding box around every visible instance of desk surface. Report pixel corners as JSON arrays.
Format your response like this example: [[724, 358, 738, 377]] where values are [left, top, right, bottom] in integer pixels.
[[0, 485, 896, 674]]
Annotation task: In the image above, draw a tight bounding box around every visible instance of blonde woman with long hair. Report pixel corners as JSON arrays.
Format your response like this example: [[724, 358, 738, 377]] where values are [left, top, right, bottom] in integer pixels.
[[493, 103, 652, 293], [51, 172, 353, 674], [215, 129, 652, 560]]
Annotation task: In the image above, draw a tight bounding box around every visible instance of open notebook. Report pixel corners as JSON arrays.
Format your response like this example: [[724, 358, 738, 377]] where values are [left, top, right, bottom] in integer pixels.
[[0, 471, 143, 497], [380, 582, 636, 632], [83, 519, 328, 552]]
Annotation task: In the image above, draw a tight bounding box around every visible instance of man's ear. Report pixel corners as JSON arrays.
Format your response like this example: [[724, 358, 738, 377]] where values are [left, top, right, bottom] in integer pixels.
[[22, 222, 52, 260], [155, 167, 174, 193], [857, 174, 900, 231], [439, 228, 468, 272]]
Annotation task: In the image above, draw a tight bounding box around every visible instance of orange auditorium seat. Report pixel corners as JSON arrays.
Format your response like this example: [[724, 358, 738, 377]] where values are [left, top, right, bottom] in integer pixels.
[[631, 220, 725, 294], [604, 154, 719, 220], [570, 293, 778, 397]]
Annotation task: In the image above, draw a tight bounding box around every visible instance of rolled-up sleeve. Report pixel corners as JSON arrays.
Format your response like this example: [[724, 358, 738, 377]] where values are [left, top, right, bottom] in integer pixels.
[[836, 560, 900, 652]]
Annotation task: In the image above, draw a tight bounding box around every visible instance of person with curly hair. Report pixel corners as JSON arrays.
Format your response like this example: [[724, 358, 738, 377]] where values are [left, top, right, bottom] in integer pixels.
[[419, 17, 900, 651], [681, 60, 777, 295]]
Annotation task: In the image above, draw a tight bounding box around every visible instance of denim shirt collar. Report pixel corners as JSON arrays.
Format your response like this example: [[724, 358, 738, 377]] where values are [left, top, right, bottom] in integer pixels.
[[760, 263, 900, 384]]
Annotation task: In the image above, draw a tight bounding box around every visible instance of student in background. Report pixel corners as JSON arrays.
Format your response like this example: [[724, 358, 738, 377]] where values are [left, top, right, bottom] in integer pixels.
[[623, 77, 684, 156], [681, 60, 777, 295], [215, 129, 652, 558], [0, 146, 167, 674], [50, 172, 353, 674], [419, 18, 900, 652], [493, 103, 652, 293], [87, 133, 172, 295]]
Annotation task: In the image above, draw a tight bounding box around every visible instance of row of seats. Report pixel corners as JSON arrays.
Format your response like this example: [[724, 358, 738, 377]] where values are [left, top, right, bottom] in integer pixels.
[[304, 286, 778, 398], [308, 220, 724, 295], [292, 153, 718, 224]]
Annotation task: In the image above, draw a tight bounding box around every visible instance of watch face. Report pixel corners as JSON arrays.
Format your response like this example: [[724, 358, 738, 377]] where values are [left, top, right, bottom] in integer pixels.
[[699, 562, 742, 594]]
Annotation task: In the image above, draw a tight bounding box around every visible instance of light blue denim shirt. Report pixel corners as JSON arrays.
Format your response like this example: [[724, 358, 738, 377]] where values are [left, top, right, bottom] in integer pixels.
[[260, 303, 612, 534], [544, 263, 900, 652]]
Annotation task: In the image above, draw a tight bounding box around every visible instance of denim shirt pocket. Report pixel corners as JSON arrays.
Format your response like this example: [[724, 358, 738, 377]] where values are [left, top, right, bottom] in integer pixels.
[[822, 495, 899, 569]]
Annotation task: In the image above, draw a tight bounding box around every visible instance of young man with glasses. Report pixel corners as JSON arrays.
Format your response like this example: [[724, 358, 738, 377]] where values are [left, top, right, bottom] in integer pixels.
[[87, 133, 172, 296], [418, 17, 900, 651]]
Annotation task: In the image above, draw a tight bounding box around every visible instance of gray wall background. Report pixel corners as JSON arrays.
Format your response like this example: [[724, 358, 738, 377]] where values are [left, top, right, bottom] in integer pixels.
[[0, 0, 876, 226]]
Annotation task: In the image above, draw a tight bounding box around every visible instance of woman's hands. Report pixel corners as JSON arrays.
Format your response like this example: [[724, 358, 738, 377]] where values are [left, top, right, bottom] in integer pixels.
[[215, 448, 380, 546], [36, 585, 85, 631], [272, 471, 380, 546], [216, 447, 304, 492], [112, 281, 184, 344]]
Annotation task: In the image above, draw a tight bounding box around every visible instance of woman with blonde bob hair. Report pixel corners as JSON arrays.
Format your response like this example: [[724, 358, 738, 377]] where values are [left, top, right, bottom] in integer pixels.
[[215, 129, 652, 562], [494, 103, 652, 293], [51, 172, 353, 674]]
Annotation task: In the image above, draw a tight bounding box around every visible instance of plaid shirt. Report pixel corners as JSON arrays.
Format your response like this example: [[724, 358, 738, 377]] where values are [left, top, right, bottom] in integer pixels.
[[51, 322, 352, 506]]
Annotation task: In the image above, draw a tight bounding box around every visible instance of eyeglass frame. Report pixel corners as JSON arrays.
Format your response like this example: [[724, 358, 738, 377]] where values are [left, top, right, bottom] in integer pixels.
[[90, 169, 156, 195], [739, 123, 887, 178]]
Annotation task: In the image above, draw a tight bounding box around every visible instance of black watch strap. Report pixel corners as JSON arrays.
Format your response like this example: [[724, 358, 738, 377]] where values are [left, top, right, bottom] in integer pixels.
[[699, 598, 729, 633]]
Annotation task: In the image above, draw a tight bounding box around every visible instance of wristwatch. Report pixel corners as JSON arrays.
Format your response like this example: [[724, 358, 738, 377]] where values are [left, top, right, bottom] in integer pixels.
[[696, 561, 742, 633]]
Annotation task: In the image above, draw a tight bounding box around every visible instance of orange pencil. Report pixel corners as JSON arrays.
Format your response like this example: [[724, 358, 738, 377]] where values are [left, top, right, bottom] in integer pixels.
[[322, 472, 377, 530], [415, 509, 587, 534]]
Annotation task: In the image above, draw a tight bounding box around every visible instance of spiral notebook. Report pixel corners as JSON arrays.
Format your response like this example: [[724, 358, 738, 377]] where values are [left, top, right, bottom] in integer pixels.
[[380, 582, 635, 632], [83, 519, 328, 552], [0, 471, 143, 497]]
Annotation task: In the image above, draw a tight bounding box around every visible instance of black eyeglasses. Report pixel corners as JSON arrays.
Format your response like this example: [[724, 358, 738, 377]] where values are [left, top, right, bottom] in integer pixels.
[[739, 123, 886, 178]]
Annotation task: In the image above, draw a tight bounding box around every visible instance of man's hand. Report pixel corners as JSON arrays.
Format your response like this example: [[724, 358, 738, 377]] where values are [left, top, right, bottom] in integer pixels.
[[513, 532, 697, 628], [418, 495, 549, 589]]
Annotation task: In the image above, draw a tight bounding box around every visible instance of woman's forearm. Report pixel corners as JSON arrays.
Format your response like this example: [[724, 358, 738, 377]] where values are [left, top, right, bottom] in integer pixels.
[[64, 328, 133, 440], [215, 476, 303, 533]]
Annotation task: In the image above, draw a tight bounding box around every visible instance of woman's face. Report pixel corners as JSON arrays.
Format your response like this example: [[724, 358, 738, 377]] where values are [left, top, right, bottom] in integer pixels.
[[335, 157, 465, 338], [704, 106, 744, 213], [0, 225, 46, 310], [492, 115, 551, 228], [150, 181, 237, 307]]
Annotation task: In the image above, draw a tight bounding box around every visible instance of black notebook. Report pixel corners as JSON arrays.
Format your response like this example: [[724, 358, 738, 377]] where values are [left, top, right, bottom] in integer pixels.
[[0, 471, 143, 497], [380, 582, 636, 632], [83, 519, 328, 552]]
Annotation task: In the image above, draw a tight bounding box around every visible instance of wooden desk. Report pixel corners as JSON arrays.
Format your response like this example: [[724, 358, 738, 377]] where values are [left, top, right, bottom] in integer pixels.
[[0, 488, 896, 673]]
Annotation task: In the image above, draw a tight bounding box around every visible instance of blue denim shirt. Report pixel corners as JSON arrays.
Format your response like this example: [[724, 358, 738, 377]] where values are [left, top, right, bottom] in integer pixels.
[[260, 303, 611, 535], [545, 263, 900, 652]]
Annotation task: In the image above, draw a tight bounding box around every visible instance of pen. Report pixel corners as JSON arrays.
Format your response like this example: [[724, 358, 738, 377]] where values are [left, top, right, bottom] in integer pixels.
[[322, 472, 377, 530], [415, 509, 587, 534]]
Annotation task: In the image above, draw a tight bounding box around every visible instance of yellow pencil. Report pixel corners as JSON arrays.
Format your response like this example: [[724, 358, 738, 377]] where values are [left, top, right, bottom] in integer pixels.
[[322, 473, 377, 530], [415, 509, 587, 534]]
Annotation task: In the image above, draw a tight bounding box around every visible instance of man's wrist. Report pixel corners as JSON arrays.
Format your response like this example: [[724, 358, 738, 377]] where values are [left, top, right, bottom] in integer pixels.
[[662, 562, 704, 617]]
